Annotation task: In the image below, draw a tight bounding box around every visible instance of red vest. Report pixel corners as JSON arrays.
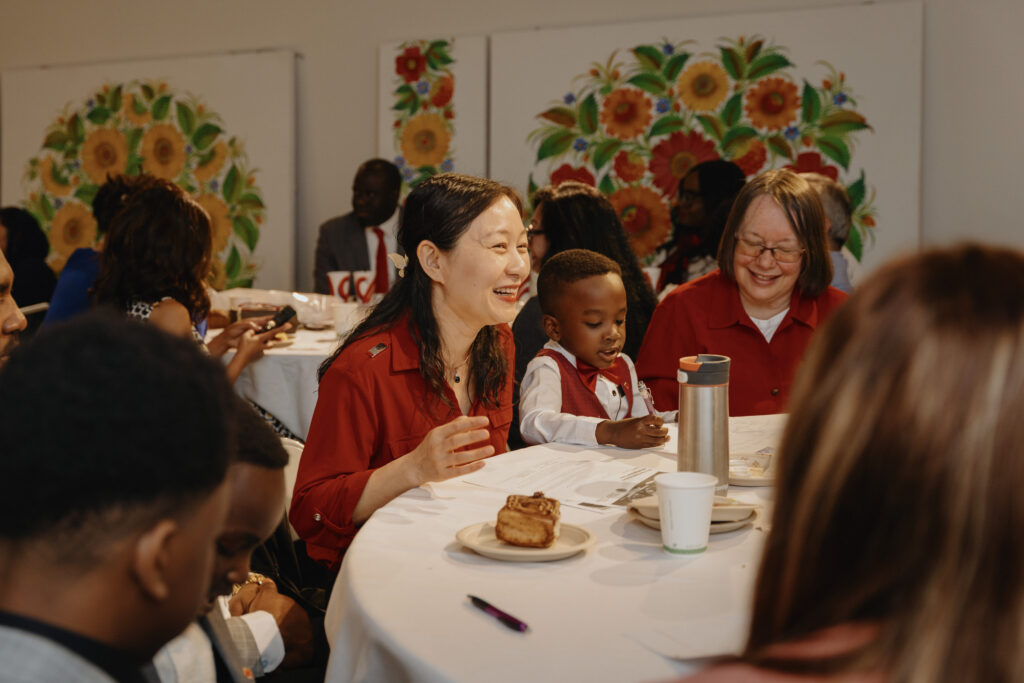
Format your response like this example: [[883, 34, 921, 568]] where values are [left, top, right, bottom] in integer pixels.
[[536, 349, 633, 420]]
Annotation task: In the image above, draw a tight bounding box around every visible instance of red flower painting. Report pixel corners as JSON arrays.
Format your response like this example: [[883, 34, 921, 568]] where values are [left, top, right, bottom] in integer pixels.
[[396, 46, 427, 83]]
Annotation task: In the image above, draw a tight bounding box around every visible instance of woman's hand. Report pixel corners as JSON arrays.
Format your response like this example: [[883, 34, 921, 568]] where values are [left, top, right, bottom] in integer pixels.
[[404, 415, 495, 484], [206, 317, 270, 358], [353, 415, 495, 526], [223, 322, 293, 383], [596, 414, 669, 450]]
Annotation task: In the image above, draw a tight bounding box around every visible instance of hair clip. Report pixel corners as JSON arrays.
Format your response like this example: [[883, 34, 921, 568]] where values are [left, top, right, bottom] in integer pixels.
[[388, 253, 409, 277]]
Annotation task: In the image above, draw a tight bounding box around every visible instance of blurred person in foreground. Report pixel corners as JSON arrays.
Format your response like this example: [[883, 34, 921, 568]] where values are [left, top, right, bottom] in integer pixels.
[[154, 401, 316, 681], [801, 172, 861, 294], [0, 246, 28, 367], [0, 311, 235, 682], [0, 207, 56, 322], [636, 169, 847, 416], [687, 244, 1024, 682]]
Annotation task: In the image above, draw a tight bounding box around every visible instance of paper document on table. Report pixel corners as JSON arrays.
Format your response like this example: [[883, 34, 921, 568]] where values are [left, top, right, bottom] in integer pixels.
[[462, 449, 659, 510]]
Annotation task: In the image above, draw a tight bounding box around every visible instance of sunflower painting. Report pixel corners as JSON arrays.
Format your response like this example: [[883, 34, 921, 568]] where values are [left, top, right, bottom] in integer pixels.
[[20, 79, 267, 287], [526, 36, 877, 261], [390, 39, 457, 195]]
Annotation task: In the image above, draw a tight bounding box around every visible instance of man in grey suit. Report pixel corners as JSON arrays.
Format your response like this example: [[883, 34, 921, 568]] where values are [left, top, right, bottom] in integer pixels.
[[0, 312, 236, 682], [313, 159, 402, 295]]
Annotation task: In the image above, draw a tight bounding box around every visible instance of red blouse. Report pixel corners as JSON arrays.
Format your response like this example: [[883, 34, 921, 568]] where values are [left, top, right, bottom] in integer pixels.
[[289, 316, 515, 570], [635, 270, 847, 416]]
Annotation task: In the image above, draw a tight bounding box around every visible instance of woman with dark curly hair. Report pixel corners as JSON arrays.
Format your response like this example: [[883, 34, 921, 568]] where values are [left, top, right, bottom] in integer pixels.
[[291, 173, 529, 570], [93, 176, 278, 384]]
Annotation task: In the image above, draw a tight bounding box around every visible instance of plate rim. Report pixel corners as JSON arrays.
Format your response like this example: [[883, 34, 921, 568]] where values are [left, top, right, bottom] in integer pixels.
[[628, 508, 756, 534], [456, 521, 594, 562]]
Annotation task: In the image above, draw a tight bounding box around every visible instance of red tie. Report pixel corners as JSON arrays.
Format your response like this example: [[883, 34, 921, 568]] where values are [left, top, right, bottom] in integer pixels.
[[575, 359, 627, 392], [372, 227, 389, 295]]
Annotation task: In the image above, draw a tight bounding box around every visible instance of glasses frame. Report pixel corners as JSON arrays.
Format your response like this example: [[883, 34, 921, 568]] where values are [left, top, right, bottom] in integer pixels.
[[734, 234, 806, 264]]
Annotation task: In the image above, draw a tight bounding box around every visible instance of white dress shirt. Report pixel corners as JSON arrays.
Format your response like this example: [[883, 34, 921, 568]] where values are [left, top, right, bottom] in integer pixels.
[[519, 341, 677, 447]]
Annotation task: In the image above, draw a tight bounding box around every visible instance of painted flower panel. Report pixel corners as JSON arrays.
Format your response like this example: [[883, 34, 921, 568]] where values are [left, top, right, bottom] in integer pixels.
[[608, 186, 672, 258], [390, 39, 457, 194], [745, 78, 800, 131], [600, 88, 653, 140], [401, 113, 451, 167], [526, 37, 877, 264], [677, 62, 730, 113], [21, 79, 266, 286], [649, 131, 718, 195]]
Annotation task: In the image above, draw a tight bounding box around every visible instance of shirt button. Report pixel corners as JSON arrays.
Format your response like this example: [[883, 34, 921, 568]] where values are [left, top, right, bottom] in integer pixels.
[[313, 513, 322, 522], [770, 388, 780, 396]]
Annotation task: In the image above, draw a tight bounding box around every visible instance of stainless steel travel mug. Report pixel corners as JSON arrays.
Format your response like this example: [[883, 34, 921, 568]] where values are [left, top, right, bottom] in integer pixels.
[[677, 354, 730, 495]]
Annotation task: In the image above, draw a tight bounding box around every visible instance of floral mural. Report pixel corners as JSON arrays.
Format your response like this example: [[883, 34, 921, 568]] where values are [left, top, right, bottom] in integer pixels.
[[526, 36, 877, 262], [391, 39, 456, 195], [21, 80, 266, 288]]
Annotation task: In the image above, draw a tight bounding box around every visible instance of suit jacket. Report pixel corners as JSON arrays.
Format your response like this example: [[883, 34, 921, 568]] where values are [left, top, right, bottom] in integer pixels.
[[313, 212, 370, 295], [0, 623, 120, 683]]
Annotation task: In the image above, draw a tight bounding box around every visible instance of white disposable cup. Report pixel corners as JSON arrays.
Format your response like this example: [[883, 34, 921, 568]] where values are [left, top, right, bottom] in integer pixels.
[[332, 302, 363, 337], [352, 270, 375, 303], [655, 471, 718, 554], [327, 271, 352, 301]]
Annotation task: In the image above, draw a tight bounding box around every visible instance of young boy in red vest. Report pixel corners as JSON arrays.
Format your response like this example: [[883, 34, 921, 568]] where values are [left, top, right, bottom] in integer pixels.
[[519, 249, 676, 448]]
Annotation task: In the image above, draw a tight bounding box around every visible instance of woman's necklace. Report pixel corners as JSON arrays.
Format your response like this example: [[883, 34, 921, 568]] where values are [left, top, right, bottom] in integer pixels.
[[450, 356, 470, 384]]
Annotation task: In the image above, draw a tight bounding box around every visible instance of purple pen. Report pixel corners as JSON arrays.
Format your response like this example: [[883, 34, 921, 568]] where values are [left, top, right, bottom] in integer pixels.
[[468, 595, 529, 633], [638, 380, 657, 415]]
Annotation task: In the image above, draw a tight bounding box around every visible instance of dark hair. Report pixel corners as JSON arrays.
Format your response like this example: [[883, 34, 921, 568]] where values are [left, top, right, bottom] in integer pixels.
[[91, 173, 163, 238], [357, 158, 402, 193], [717, 169, 832, 297], [93, 177, 212, 322], [0, 207, 49, 261], [318, 174, 522, 409], [745, 244, 1024, 681], [234, 398, 289, 470], [534, 181, 657, 359], [537, 248, 621, 317], [0, 311, 235, 554]]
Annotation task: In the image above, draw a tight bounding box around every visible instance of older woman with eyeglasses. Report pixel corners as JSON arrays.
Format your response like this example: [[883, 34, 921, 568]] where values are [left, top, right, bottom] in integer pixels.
[[636, 169, 847, 416]]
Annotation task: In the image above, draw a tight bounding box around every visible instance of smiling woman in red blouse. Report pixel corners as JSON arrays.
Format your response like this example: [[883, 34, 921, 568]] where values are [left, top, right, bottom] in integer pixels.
[[636, 169, 847, 416], [290, 174, 530, 570]]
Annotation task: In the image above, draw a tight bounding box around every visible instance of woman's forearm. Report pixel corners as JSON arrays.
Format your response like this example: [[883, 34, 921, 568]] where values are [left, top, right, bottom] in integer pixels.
[[351, 457, 420, 525]]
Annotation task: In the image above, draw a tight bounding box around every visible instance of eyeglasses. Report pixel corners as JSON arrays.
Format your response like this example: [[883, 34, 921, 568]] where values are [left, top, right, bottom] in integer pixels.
[[735, 235, 805, 264]]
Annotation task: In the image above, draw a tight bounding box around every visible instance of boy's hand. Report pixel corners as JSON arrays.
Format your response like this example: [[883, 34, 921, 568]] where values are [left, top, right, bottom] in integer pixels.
[[595, 414, 669, 449]]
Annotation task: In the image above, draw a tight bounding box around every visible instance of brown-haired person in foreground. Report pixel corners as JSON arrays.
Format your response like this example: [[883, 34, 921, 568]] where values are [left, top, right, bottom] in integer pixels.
[[686, 244, 1024, 682]]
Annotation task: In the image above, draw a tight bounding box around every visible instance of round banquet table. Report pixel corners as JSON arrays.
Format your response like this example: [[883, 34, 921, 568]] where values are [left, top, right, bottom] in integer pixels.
[[214, 328, 340, 440], [323, 414, 784, 683]]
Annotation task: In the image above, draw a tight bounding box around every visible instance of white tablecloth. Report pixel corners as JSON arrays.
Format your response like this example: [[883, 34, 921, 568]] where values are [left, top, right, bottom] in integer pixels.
[[227, 328, 339, 440], [324, 414, 786, 683]]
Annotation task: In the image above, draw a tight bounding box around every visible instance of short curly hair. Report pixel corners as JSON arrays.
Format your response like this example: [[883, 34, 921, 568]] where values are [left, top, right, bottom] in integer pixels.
[[537, 248, 622, 318], [0, 311, 236, 562]]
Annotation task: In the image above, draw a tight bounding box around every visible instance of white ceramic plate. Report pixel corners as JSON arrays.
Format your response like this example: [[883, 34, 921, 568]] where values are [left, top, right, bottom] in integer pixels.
[[729, 451, 773, 486], [456, 522, 594, 562], [628, 509, 757, 534], [628, 495, 758, 522]]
